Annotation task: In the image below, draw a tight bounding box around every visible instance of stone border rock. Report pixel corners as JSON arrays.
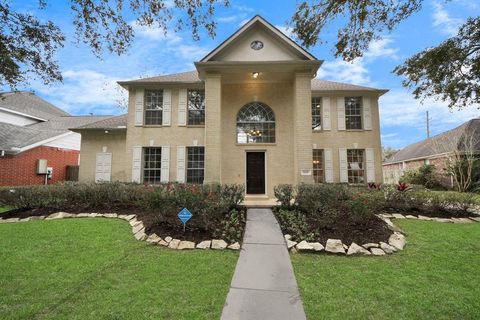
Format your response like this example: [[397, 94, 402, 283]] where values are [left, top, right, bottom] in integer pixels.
[[285, 212, 480, 257], [0, 212, 241, 251]]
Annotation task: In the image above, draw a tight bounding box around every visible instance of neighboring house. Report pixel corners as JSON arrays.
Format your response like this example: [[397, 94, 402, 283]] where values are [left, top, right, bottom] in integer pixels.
[[383, 118, 480, 186], [0, 91, 110, 186], [73, 15, 387, 200]]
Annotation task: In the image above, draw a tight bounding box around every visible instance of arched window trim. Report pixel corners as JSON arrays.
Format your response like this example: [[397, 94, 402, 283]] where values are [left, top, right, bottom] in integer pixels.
[[236, 102, 276, 144]]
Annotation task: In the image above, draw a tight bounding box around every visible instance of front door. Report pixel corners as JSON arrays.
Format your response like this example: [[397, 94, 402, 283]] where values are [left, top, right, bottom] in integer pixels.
[[246, 152, 265, 194]]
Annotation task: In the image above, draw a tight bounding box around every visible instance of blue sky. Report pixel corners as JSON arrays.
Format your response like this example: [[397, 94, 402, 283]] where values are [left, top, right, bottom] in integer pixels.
[[8, 0, 480, 149]]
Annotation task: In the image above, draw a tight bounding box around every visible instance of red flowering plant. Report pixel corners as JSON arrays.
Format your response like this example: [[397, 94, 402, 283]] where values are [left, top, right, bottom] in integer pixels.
[[396, 182, 411, 192]]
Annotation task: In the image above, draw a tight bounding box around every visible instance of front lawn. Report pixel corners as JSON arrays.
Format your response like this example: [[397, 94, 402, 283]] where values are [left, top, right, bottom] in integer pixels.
[[0, 218, 237, 319], [292, 220, 480, 320]]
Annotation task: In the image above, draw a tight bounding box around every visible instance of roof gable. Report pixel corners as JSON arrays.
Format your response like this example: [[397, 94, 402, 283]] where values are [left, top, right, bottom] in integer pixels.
[[201, 15, 316, 62], [0, 91, 70, 120]]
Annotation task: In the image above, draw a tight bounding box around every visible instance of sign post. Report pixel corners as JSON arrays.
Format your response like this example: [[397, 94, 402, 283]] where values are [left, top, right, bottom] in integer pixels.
[[177, 208, 193, 233]]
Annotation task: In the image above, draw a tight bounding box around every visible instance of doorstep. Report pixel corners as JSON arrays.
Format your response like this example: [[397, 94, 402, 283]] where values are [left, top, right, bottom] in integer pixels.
[[241, 196, 278, 208]]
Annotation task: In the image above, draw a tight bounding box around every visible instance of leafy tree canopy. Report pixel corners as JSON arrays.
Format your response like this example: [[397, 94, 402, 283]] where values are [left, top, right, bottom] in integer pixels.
[[290, 0, 479, 109], [0, 0, 228, 88]]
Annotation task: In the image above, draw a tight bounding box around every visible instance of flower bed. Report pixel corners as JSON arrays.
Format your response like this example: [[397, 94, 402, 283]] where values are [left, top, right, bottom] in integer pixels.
[[273, 183, 480, 253], [0, 182, 246, 243]]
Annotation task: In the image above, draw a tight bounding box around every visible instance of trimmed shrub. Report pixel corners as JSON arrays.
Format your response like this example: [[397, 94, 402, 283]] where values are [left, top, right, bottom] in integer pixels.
[[274, 184, 295, 208], [401, 165, 443, 189]]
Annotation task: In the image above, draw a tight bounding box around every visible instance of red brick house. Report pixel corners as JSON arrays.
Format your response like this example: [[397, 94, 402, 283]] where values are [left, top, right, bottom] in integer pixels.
[[0, 91, 111, 186], [383, 119, 480, 187]]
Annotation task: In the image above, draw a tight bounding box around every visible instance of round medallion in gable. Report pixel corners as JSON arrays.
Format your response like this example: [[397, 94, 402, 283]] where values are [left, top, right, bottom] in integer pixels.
[[250, 40, 264, 50]]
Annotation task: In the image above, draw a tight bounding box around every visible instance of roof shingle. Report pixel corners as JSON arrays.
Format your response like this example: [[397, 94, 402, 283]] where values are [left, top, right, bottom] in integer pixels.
[[385, 119, 480, 164], [118, 70, 387, 93], [0, 91, 70, 120]]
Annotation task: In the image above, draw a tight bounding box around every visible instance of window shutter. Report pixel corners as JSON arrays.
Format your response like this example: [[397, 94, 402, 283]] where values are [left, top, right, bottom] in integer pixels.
[[337, 97, 346, 130], [176, 146, 186, 182], [339, 148, 348, 183], [103, 153, 112, 182], [366, 148, 375, 182], [134, 89, 144, 126], [324, 148, 333, 182], [132, 146, 142, 183], [322, 97, 331, 131], [178, 89, 187, 126], [363, 97, 372, 130], [162, 89, 172, 126], [95, 153, 104, 182], [161, 145, 170, 182]]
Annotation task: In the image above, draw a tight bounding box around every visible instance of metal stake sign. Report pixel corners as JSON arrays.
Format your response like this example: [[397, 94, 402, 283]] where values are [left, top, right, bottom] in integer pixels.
[[177, 208, 192, 232]]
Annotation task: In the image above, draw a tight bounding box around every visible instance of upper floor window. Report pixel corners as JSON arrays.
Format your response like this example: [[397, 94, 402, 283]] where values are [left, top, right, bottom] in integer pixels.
[[347, 149, 365, 184], [311, 97, 322, 131], [236, 102, 275, 144], [345, 97, 362, 130], [143, 147, 162, 184], [145, 90, 163, 125], [186, 146, 205, 184], [187, 90, 205, 125], [312, 149, 324, 183]]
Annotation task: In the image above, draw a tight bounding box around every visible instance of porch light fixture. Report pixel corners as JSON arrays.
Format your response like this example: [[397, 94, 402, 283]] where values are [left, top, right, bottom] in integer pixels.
[[252, 72, 259, 78]]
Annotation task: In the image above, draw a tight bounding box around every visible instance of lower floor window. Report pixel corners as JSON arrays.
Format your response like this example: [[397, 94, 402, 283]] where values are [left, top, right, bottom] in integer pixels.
[[187, 147, 205, 184], [312, 149, 324, 183], [347, 149, 365, 184], [143, 147, 162, 184]]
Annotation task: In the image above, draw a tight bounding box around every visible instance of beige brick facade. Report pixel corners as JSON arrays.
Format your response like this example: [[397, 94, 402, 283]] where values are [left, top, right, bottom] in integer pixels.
[[76, 16, 386, 199]]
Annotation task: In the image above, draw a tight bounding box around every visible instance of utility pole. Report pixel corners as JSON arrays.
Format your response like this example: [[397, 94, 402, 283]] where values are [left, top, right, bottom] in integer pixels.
[[426, 111, 430, 139]]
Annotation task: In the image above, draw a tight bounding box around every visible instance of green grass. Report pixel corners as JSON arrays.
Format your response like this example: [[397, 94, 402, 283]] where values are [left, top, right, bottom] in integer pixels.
[[0, 218, 237, 319], [292, 220, 480, 320]]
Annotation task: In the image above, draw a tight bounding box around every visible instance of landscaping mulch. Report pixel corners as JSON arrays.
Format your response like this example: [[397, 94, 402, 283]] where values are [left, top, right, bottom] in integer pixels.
[[313, 216, 392, 245]]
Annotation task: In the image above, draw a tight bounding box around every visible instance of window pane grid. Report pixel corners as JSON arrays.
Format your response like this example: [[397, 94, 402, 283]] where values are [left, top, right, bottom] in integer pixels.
[[145, 90, 163, 125], [347, 149, 365, 184], [143, 147, 162, 184], [237, 102, 276, 144], [187, 90, 205, 125], [345, 97, 362, 130], [187, 147, 205, 184], [313, 149, 324, 183], [311, 97, 322, 131]]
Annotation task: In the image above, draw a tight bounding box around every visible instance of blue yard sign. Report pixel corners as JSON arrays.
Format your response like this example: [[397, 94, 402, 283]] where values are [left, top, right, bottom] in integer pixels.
[[177, 208, 192, 232]]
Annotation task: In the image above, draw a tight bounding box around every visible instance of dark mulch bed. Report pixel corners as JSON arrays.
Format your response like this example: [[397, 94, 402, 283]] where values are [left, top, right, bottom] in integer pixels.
[[0, 206, 232, 242], [313, 215, 393, 245]]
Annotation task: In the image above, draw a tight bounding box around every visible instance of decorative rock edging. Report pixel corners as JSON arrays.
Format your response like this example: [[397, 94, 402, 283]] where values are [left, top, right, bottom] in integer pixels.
[[0, 212, 241, 251], [285, 211, 480, 257]]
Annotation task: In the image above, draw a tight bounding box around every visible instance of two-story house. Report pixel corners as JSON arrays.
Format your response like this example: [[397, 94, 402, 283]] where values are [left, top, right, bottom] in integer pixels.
[[74, 16, 387, 200]]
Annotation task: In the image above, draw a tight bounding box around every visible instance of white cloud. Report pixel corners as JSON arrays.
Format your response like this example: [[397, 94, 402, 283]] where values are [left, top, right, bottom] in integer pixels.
[[364, 38, 399, 59], [432, 1, 463, 36], [218, 16, 239, 23], [379, 89, 479, 130], [316, 37, 399, 86], [275, 25, 295, 39], [130, 21, 182, 43], [36, 70, 126, 115], [317, 60, 372, 86]]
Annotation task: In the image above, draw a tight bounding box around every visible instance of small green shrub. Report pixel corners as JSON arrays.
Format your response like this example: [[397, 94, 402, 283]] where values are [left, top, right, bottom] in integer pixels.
[[274, 184, 295, 208], [275, 208, 317, 241], [401, 164, 443, 189], [213, 209, 246, 243]]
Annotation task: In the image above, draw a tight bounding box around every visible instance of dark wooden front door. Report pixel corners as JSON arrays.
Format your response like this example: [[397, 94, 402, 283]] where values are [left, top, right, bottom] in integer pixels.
[[246, 152, 265, 194]]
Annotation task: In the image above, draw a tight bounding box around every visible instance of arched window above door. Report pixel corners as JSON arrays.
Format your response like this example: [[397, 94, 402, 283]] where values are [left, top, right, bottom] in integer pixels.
[[236, 102, 275, 143]]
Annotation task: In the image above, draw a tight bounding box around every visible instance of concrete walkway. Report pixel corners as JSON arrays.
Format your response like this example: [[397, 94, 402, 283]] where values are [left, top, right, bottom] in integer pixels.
[[221, 208, 306, 320]]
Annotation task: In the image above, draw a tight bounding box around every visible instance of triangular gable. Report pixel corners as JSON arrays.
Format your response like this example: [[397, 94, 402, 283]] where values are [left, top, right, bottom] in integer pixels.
[[200, 15, 317, 62]]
